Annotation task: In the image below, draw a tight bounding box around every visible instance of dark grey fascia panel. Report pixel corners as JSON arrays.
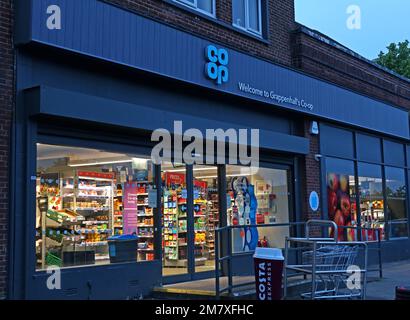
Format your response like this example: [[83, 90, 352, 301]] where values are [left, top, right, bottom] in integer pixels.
[[17, 0, 410, 140], [25, 86, 309, 155]]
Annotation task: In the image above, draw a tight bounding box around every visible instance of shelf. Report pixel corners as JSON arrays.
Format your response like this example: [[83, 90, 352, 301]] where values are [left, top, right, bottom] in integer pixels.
[[138, 235, 154, 238], [76, 208, 109, 211], [82, 220, 109, 225], [78, 186, 110, 191], [138, 248, 154, 251], [137, 225, 154, 227], [137, 193, 148, 196], [77, 195, 110, 199], [80, 241, 107, 246], [138, 214, 154, 217]]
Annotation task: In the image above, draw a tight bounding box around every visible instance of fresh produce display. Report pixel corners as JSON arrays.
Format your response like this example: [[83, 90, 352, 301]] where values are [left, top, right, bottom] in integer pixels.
[[327, 173, 357, 241]]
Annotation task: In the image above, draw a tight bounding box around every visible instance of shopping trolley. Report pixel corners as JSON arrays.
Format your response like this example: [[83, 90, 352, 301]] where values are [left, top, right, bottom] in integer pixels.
[[284, 220, 368, 300]]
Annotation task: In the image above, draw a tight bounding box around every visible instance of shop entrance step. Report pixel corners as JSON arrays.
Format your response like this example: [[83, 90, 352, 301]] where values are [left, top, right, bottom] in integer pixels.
[[150, 275, 311, 300], [151, 276, 256, 300]]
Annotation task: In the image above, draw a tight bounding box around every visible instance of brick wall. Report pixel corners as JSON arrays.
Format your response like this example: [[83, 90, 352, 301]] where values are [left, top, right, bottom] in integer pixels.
[[292, 26, 410, 110], [103, 0, 296, 66], [0, 0, 13, 299], [301, 120, 322, 236]]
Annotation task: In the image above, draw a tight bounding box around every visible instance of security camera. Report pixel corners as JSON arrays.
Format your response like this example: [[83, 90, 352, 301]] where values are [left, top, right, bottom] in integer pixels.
[[314, 154, 322, 162]]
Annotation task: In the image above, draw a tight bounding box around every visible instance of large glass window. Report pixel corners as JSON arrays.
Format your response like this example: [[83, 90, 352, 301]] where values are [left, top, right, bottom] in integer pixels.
[[326, 158, 357, 241], [226, 165, 290, 253], [383, 140, 405, 167], [385, 167, 408, 238], [36, 143, 156, 270], [356, 134, 381, 163], [233, 0, 262, 35], [358, 163, 384, 240], [173, 0, 215, 17]]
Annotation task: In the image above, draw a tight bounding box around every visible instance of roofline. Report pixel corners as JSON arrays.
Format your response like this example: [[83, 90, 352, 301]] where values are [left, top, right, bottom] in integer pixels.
[[293, 23, 410, 85]]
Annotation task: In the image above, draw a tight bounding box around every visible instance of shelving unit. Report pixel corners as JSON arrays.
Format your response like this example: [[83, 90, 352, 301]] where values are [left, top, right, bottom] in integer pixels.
[[194, 198, 207, 262], [60, 171, 115, 263], [205, 193, 219, 259], [163, 188, 188, 266]]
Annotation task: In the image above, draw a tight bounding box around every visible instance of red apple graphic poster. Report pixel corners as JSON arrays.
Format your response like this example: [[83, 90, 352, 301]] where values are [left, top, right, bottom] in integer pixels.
[[327, 173, 355, 241]]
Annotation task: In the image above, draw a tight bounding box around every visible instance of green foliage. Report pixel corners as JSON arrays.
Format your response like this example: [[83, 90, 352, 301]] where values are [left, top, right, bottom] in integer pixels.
[[375, 40, 410, 79]]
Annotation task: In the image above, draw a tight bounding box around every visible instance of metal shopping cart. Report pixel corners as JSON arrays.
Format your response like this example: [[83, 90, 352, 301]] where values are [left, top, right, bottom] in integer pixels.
[[284, 220, 368, 300]]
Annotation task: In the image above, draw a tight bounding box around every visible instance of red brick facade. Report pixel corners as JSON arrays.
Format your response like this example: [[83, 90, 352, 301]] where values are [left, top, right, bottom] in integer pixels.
[[0, 0, 13, 299], [291, 26, 410, 110], [104, 0, 296, 66]]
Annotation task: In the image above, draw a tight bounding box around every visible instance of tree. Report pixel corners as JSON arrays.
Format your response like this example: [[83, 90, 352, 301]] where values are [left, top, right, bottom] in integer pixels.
[[375, 40, 410, 79]]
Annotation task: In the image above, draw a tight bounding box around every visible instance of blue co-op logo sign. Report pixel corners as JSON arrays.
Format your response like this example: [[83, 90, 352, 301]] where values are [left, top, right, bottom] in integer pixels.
[[205, 45, 229, 85]]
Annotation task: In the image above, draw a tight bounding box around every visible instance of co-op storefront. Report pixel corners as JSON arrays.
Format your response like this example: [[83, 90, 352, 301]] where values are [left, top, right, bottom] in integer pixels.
[[9, 0, 410, 299]]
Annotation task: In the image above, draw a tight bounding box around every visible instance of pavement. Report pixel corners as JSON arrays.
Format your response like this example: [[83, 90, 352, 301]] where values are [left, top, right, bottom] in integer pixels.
[[366, 259, 410, 300]]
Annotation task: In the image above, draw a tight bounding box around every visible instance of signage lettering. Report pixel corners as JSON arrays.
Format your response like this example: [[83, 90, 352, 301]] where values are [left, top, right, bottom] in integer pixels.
[[205, 45, 229, 85]]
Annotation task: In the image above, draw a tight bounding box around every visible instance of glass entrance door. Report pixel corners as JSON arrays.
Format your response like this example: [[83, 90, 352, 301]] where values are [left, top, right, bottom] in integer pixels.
[[161, 162, 293, 280], [192, 165, 219, 274], [161, 164, 220, 278], [161, 162, 189, 277]]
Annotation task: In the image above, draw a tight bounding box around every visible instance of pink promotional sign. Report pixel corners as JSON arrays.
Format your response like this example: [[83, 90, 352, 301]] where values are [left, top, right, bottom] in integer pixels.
[[123, 183, 138, 235]]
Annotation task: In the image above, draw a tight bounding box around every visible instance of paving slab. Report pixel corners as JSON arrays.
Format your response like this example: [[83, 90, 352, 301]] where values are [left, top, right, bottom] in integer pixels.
[[366, 260, 410, 300]]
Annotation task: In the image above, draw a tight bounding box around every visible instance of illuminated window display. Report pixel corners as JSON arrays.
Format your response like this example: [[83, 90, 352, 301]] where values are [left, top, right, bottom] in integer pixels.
[[226, 166, 290, 252], [36, 143, 156, 270], [326, 158, 357, 241], [358, 163, 384, 240]]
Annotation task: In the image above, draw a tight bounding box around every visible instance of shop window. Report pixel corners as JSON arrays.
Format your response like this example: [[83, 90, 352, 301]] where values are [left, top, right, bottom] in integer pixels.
[[320, 125, 354, 159], [226, 165, 290, 252], [358, 163, 384, 240], [233, 0, 263, 36], [172, 0, 215, 17], [356, 134, 381, 163], [36, 143, 157, 271], [383, 140, 405, 167], [325, 158, 357, 241], [385, 167, 408, 238]]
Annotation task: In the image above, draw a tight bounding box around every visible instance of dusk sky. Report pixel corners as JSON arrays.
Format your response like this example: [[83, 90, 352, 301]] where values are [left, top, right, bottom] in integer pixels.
[[295, 0, 410, 60]]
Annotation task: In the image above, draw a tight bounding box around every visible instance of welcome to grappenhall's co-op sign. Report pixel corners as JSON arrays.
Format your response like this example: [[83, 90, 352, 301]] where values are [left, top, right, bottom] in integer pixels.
[[204, 44, 314, 111]]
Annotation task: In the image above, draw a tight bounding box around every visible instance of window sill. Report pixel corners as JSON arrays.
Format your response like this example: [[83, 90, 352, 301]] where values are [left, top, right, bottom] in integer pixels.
[[231, 24, 266, 43], [163, 0, 269, 45], [164, 0, 217, 21]]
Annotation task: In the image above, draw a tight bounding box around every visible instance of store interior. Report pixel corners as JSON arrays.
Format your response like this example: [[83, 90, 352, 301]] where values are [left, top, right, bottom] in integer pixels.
[[36, 143, 291, 276], [36, 143, 155, 269]]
